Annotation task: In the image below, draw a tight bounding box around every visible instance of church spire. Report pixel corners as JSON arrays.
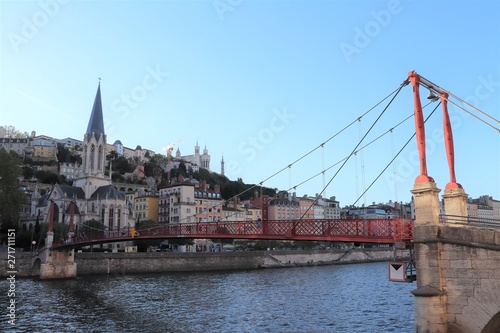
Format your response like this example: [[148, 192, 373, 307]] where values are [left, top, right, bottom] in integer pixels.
[[86, 80, 105, 138]]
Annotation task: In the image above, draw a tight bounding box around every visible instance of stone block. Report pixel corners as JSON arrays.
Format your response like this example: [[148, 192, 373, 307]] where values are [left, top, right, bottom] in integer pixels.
[[494, 230, 500, 246], [486, 250, 500, 259], [414, 224, 440, 242], [449, 259, 472, 269], [471, 228, 495, 245], [441, 225, 472, 243], [440, 245, 469, 260], [471, 259, 500, 270]]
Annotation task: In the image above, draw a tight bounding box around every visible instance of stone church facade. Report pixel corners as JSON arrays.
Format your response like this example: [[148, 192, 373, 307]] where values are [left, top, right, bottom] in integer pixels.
[[36, 83, 135, 237]]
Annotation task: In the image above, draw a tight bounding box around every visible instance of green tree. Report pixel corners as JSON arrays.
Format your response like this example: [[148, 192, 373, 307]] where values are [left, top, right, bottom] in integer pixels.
[[34, 170, 65, 184], [133, 219, 163, 251], [111, 171, 125, 183], [114, 156, 132, 175], [22, 165, 35, 179], [56, 143, 82, 164], [0, 149, 25, 233]]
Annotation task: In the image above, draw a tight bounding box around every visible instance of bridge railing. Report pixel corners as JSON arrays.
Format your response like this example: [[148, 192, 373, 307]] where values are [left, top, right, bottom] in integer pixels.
[[52, 218, 416, 248], [439, 214, 500, 229]]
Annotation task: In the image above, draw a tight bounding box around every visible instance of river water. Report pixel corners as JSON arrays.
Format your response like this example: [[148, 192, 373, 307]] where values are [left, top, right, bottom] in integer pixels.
[[1, 261, 415, 333]]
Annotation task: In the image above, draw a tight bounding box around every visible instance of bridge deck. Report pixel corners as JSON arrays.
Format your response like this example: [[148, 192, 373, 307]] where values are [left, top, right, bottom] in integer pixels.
[[51, 218, 414, 249]]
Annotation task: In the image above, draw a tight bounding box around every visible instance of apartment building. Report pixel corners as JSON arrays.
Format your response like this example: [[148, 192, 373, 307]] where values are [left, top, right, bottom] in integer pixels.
[[134, 194, 159, 223]]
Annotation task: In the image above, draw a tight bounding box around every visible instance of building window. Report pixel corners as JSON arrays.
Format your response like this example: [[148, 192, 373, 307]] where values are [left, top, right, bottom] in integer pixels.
[[109, 207, 114, 227], [117, 209, 121, 230]]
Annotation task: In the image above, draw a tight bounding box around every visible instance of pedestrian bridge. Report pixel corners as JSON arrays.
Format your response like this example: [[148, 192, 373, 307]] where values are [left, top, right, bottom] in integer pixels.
[[50, 218, 414, 250]]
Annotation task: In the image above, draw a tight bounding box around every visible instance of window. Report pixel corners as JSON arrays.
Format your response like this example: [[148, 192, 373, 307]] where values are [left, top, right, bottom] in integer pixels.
[[109, 207, 114, 227], [117, 209, 121, 230]]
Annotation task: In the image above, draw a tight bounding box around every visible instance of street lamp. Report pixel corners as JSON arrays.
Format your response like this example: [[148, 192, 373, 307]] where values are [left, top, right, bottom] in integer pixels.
[[31, 240, 36, 253]]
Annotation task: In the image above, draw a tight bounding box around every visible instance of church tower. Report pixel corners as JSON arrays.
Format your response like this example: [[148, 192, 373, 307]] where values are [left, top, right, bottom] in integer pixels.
[[194, 140, 200, 166], [201, 144, 211, 170], [221, 154, 225, 176], [74, 81, 111, 197]]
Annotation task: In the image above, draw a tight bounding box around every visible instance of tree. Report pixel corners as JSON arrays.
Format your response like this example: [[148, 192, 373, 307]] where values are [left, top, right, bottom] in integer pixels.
[[22, 165, 35, 180], [133, 219, 162, 251], [56, 143, 82, 165], [111, 172, 125, 183], [0, 149, 25, 233], [34, 170, 65, 184], [1, 125, 29, 138], [114, 156, 132, 175]]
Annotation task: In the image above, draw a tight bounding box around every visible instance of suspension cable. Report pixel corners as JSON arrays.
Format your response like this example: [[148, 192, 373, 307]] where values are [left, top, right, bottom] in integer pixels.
[[254, 83, 408, 187], [294, 78, 410, 224], [418, 77, 500, 125], [444, 97, 500, 132], [181, 83, 414, 225], [287, 111, 414, 193], [351, 101, 442, 206]]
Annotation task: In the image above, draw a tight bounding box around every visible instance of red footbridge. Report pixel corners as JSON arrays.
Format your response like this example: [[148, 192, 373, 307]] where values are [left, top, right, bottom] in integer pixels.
[[52, 218, 414, 249]]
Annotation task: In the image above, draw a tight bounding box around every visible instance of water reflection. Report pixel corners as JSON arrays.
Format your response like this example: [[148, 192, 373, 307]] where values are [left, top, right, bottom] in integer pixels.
[[1, 262, 415, 333]]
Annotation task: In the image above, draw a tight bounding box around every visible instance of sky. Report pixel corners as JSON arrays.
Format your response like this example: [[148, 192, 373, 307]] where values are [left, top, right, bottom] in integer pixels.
[[1, 0, 499, 207]]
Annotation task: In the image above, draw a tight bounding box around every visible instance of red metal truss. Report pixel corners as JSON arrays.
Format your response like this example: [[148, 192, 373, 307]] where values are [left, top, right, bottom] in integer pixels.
[[52, 218, 415, 249]]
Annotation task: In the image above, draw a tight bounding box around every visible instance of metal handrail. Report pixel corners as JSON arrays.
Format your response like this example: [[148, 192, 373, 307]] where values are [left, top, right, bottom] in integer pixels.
[[439, 214, 500, 229]]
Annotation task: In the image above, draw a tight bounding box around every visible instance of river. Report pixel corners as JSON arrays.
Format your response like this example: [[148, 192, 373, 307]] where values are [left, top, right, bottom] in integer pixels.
[[1, 261, 415, 333]]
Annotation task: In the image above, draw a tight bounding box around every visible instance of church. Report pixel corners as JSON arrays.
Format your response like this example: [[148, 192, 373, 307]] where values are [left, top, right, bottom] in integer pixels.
[[36, 82, 135, 240]]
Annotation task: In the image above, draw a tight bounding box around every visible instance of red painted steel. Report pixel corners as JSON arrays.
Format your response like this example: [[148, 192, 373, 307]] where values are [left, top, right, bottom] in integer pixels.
[[52, 218, 415, 249]]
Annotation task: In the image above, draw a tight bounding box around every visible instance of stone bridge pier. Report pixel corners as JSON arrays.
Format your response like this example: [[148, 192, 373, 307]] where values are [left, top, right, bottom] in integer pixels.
[[36, 231, 77, 279], [411, 181, 500, 333]]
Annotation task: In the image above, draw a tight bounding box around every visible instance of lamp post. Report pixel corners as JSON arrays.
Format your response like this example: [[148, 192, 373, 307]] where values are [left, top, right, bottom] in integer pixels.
[[31, 240, 36, 253]]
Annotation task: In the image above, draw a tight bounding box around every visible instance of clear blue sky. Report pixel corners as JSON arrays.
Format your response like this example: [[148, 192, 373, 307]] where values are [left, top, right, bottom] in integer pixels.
[[1, 0, 499, 206]]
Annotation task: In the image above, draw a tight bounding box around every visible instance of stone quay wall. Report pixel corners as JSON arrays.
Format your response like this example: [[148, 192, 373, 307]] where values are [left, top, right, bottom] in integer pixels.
[[1, 248, 395, 278]]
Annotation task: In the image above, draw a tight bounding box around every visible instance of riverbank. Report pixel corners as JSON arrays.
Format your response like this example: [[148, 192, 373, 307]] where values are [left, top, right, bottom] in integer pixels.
[[1, 247, 396, 277]]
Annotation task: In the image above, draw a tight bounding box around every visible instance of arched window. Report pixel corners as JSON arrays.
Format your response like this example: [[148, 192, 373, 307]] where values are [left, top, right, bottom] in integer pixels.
[[98, 145, 103, 171], [90, 144, 95, 171]]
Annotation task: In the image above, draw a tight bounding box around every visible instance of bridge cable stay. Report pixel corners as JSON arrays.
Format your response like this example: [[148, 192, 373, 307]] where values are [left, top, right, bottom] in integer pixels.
[[358, 117, 367, 209], [290, 78, 410, 227], [390, 128, 398, 203], [418, 75, 500, 128], [171, 83, 414, 225], [132, 81, 417, 228], [416, 76, 499, 133], [284, 110, 415, 195], [148, 107, 418, 227], [439, 95, 500, 133], [354, 151, 359, 204], [251, 83, 408, 188], [350, 101, 442, 207], [321, 144, 326, 198]]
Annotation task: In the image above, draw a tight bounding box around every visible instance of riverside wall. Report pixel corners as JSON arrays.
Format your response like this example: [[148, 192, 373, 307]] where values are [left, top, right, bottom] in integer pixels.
[[1, 248, 395, 278]]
